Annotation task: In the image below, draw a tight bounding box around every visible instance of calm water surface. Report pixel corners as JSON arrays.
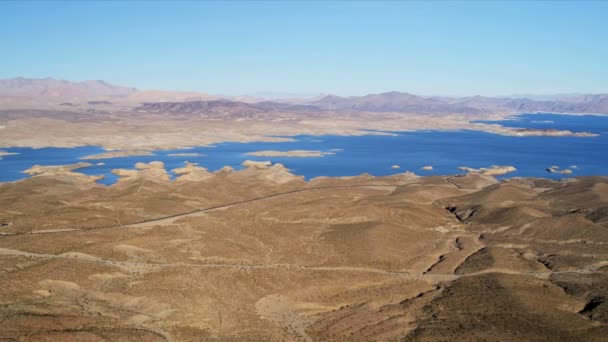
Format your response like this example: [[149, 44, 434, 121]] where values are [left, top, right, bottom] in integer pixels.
[[1, 113, 607, 185]]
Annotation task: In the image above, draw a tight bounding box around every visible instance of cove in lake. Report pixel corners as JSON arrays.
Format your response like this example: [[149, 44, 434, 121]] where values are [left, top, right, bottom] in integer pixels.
[[1, 113, 607, 185]]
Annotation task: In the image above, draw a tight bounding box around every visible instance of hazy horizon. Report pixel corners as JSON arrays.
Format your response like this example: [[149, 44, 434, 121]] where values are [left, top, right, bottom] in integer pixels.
[[3, 75, 607, 100]]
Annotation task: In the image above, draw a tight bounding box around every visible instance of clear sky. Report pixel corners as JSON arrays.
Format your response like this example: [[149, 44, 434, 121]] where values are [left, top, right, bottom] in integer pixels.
[[1, 1, 607, 96]]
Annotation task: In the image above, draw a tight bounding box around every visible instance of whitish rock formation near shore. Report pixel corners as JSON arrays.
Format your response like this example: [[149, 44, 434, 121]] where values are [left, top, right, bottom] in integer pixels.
[[23, 162, 103, 184], [81, 150, 155, 160], [0, 150, 18, 159], [216, 166, 235, 174], [245, 150, 336, 157], [236, 160, 304, 184], [546, 165, 574, 174], [167, 153, 205, 157], [172, 162, 214, 182], [242, 160, 273, 168], [112, 161, 170, 183], [509, 128, 598, 137], [459, 165, 517, 176], [108, 160, 303, 185], [472, 124, 599, 138]]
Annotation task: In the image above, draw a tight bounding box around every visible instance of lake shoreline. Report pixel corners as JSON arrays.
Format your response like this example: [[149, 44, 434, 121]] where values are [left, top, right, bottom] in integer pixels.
[[1, 113, 606, 185]]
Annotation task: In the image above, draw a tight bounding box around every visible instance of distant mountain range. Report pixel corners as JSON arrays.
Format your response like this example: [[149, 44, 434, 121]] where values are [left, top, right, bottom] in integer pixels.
[[135, 100, 320, 117], [310, 92, 608, 115], [138, 92, 608, 116], [2, 77, 608, 114], [0, 77, 136, 99], [0, 77, 217, 104]]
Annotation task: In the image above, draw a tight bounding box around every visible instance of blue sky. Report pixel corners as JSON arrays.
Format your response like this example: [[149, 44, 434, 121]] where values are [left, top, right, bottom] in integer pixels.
[[1, 1, 607, 96]]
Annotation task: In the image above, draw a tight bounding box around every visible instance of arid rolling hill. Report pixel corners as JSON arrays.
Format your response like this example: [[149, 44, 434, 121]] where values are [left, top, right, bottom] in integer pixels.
[[0, 162, 606, 340]]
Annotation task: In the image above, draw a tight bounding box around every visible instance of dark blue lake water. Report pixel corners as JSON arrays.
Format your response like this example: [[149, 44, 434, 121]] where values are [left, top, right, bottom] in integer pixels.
[[1, 113, 607, 185]]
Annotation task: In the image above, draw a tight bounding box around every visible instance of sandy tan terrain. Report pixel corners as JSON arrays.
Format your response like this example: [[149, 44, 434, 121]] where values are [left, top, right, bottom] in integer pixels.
[[0, 104, 598, 153], [0, 161, 606, 340]]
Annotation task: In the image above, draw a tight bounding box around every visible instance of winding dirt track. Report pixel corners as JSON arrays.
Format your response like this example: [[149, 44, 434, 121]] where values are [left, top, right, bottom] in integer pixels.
[[5, 179, 605, 277], [9, 178, 597, 281], [3, 178, 607, 341], [445, 176, 464, 189], [1, 183, 425, 237]]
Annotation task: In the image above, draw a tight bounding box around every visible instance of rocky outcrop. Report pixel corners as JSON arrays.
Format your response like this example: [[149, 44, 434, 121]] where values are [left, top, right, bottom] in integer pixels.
[[112, 161, 170, 183], [172, 162, 215, 182], [458, 165, 517, 176], [234, 160, 304, 184], [23, 162, 103, 184], [546, 165, 574, 174]]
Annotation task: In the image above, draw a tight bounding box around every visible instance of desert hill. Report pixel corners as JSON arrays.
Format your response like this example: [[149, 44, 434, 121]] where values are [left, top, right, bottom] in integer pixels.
[[0, 164, 606, 340]]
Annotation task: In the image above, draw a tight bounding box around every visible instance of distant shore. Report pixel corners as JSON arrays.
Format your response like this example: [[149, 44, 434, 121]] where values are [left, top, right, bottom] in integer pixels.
[[0, 108, 601, 152]]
